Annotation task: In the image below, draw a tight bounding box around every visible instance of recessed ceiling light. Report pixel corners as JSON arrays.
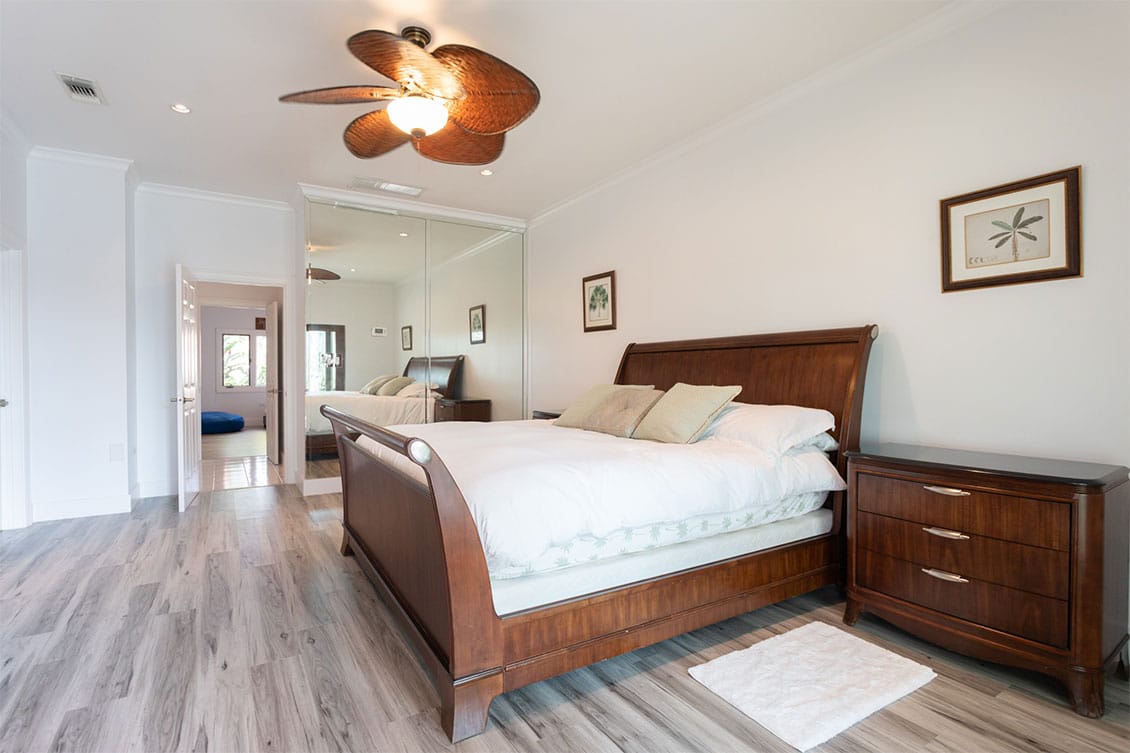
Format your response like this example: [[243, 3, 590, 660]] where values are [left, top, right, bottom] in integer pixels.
[[170, 103, 191, 114], [399, 232, 409, 237], [350, 268, 357, 272], [480, 169, 493, 176]]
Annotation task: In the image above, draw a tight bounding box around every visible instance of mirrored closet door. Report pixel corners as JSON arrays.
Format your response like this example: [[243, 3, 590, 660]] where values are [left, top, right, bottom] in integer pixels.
[[302, 199, 525, 490]]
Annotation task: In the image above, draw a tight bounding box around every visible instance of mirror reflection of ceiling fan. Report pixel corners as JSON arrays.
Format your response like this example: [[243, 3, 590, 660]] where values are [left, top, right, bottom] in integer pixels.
[[279, 26, 539, 165], [306, 263, 341, 285]]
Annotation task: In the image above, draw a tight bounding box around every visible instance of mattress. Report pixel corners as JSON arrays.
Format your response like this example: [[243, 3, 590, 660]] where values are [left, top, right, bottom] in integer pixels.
[[359, 419, 846, 579], [491, 507, 833, 615], [305, 391, 433, 434]]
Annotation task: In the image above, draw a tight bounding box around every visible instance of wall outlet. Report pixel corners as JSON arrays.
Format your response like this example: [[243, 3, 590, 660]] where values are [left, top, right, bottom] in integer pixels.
[[371, 326, 387, 337]]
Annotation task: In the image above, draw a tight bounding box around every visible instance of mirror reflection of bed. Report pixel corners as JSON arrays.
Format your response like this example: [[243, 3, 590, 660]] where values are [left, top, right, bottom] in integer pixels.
[[302, 196, 525, 489]]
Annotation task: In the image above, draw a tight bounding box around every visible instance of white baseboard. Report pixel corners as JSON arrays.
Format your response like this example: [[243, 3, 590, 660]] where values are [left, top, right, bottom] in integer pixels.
[[303, 476, 341, 496]]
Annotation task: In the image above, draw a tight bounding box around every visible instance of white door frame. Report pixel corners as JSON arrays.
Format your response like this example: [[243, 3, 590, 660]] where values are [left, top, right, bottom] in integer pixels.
[[0, 249, 30, 529], [265, 300, 280, 464], [186, 269, 300, 485]]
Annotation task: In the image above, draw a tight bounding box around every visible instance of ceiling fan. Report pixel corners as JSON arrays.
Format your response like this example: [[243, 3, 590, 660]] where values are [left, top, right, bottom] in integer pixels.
[[306, 263, 341, 285], [280, 27, 539, 165]]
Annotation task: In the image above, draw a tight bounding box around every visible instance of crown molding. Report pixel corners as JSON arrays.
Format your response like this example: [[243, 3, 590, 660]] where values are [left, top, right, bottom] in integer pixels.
[[137, 182, 293, 212], [27, 146, 133, 172], [299, 183, 526, 232], [529, 0, 999, 227]]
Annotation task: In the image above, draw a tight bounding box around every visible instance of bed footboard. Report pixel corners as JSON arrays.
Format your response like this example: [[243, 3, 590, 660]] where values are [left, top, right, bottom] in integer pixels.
[[324, 407, 503, 740]]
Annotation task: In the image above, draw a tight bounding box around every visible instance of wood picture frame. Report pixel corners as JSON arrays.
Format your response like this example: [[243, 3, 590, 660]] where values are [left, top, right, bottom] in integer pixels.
[[469, 304, 486, 345], [582, 270, 616, 332], [401, 325, 413, 351], [940, 166, 1080, 292]]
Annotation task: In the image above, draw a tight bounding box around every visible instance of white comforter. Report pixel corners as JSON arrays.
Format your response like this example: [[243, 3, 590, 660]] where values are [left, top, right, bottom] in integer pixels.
[[305, 391, 433, 434], [358, 420, 846, 579]]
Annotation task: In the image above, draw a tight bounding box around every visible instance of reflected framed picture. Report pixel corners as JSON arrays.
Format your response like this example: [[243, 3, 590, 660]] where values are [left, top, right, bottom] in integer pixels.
[[469, 304, 486, 345], [582, 270, 616, 332], [940, 167, 1080, 292], [401, 325, 412, 351]]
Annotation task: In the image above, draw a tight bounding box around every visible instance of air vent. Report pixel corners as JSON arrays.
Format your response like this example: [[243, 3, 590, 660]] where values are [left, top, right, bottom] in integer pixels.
[[348, 177, 424, 198], [57, 73, 106, 105]]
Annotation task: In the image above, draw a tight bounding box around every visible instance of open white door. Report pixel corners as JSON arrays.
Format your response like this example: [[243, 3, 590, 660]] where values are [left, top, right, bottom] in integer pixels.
[[265, 300, 281, 465], [175, 265, 201, 512]]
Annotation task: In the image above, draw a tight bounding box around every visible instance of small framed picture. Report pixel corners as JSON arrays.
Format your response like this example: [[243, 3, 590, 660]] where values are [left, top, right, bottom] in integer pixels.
[[255, 317, 266, 330], [940, 167, 1080, 292], [469, 304, 486, 345], [401, 325, 413, 351], [582, 270, 616, 332]]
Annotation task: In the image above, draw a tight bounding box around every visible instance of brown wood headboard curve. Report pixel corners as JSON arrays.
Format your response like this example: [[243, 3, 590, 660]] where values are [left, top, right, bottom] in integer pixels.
[[614, 325, 878, 463], [403, 355, 465, 399]]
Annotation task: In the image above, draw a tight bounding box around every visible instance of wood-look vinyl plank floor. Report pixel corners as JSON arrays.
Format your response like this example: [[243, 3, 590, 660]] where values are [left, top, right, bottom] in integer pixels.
[[0, 486, 1126, 753]]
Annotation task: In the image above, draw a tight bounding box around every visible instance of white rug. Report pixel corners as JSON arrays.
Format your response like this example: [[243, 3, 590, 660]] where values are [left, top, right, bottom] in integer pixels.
[[689, 621, 935, 751]]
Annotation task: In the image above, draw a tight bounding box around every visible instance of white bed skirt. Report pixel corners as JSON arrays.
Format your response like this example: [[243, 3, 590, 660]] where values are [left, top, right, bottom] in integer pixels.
[[491, 507, 833, 615]]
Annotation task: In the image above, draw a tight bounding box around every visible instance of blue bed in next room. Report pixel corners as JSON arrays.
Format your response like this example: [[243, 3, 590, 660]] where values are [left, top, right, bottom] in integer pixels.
[[201, 411, 244, 434]]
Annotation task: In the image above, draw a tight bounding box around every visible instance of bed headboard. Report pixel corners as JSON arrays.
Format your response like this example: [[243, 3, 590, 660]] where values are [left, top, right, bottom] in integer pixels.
[[403, 355, 465, 399], [614, 326, 878, 462]]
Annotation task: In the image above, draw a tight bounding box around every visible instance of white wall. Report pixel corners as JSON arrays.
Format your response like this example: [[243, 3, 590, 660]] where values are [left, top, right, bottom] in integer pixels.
[[134, 184, 296, 497], [528, 2, 1130, 467], [200, 305, 267, 422], [306, 281, 399, 390], [1, 115, 28, 251], [26, 148, 135, 520]]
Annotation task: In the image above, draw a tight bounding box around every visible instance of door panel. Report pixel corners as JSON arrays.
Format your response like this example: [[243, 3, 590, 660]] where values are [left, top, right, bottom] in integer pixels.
[[175, 265, 201, 511], [266, 300, 280, 464]]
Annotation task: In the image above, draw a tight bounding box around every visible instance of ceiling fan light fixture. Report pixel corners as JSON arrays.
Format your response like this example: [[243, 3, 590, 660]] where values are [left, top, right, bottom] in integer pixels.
[[386, 95, 448, 137]]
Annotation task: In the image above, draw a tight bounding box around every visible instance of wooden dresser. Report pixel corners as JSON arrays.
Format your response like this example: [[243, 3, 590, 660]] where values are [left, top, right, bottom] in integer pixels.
[[434, 397, 491, 422], [844, 443, 1129, 717]]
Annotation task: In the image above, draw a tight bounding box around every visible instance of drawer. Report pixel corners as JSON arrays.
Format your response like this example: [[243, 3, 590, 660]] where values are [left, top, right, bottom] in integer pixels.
[[857, 549, 1068, 648], [855, 473, 1070, 550], [434, 402, 457, 421], [856, 512, 1068, 599]]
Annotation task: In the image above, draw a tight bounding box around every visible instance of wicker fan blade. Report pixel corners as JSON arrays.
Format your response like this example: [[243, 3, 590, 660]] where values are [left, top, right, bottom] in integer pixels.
[[347, 30, 464, 100], [343, 110, 412, 159], [307, 267, 340, 281], [414, 120, 504, 165], [431, 45, 540, 135], [280, 86, 400, 105]]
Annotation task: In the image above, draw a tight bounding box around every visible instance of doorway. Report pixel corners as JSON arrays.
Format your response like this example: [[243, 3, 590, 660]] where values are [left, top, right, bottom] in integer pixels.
[[194, 282, 284, 492]]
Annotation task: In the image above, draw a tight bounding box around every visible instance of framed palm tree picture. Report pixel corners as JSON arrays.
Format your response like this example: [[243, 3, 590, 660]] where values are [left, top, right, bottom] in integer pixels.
[[582, 271, 616, 332], [940, 167, 1080, 292]]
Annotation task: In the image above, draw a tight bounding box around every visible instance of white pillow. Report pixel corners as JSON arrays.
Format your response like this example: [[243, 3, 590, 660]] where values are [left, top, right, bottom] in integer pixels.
[[396, 381, 440, 398], [700, 402, 836, 455]]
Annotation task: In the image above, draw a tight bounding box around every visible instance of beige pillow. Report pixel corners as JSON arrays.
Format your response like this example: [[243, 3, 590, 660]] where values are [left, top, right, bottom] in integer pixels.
[[360, 374, 398, 395], [571, 388, 664, 438], [555, 384, 656, 429], [377, 376, 414, 396], [633, 383, 742, 443]]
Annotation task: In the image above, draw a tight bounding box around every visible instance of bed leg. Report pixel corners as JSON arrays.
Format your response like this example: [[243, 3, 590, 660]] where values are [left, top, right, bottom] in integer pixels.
[[440, 671, 503, 743], [340, 530, 353, 557]]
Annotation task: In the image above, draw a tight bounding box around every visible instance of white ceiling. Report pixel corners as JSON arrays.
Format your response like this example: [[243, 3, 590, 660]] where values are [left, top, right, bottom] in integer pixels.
[[1, 0, 948, 220]]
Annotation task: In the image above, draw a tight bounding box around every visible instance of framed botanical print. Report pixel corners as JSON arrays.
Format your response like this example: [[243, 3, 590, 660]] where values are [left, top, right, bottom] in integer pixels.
[[582, 271, 616, 332], [469, 304, 485, 344], [940, 167, 1080, 292], [401, 325, 413, 351]]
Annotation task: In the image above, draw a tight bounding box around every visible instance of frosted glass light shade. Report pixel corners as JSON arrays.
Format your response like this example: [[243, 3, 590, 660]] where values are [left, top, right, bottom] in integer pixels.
[[387, 96, 448, 136]]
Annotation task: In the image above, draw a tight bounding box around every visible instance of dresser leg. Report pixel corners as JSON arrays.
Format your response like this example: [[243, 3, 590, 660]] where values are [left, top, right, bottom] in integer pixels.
[[1064, 670, 1103, 718], [340, 530, 354, 557], [843, 598, 862, 626]]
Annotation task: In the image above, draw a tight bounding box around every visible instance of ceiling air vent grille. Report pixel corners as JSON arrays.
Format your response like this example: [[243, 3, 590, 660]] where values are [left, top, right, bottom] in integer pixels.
[[348, 177, 424, 197], [57, 74, 106, 105]]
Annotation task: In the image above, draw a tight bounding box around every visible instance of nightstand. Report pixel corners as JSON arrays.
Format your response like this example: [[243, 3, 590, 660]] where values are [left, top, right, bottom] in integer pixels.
[[434, 397, 491, 422], [844, 443, 1129, 717], [531, 409, 562, 420]]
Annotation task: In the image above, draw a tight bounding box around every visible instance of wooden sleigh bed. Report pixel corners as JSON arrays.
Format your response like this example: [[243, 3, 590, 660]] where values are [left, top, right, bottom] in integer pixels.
[[305, 354, 465, 458], [323, 325, 878, 741]]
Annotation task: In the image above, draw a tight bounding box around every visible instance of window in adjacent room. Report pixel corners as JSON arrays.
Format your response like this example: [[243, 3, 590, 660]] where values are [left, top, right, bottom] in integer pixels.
[[220, 330, 267, 391]]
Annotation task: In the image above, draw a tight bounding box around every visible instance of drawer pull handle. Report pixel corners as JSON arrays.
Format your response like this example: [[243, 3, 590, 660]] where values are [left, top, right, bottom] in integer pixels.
[[923, 485, 971, 497], [922, 526, 970, 540], [921, 568, 969, 584]]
